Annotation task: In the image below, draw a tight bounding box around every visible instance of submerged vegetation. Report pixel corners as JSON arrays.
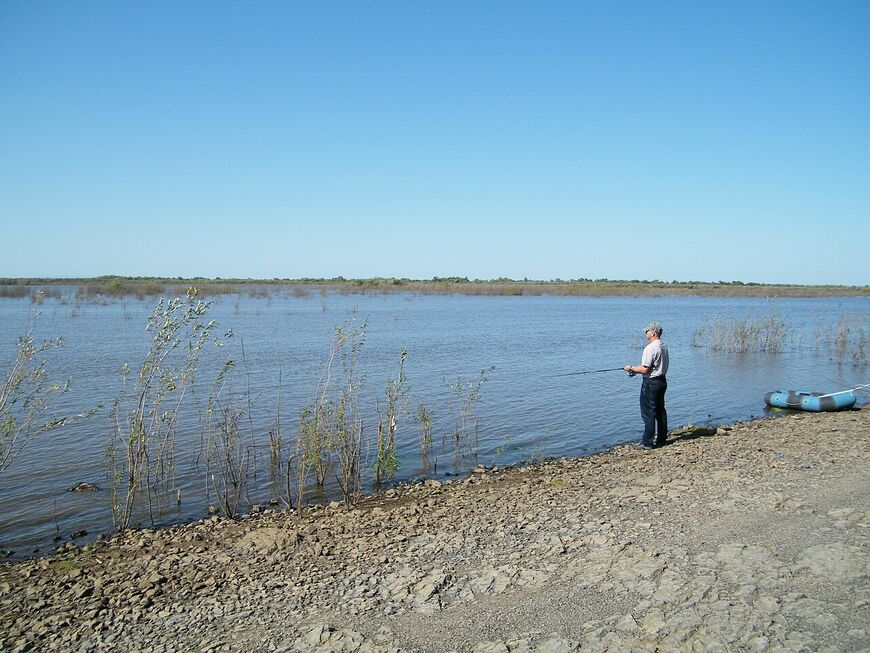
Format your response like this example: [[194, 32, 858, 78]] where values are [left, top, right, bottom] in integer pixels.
[[107, 289, 225, 530], [445, 367, 494, 459], [0, 324, 97, 477], [812, 315, 869, 365], [294, 317, 367, 510], [374, 349, 409, 486], [692, 308, 868, 364], [1, 275, 869, 300], [691, 311, 790, 353]]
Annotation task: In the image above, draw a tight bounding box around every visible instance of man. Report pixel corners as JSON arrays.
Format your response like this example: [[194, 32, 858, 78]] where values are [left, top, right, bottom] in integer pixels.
[[624, 322, 669, 449]]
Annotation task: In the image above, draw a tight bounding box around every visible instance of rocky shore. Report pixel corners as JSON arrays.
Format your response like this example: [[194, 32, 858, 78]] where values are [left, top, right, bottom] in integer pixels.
[[2, 407, 869, 653]]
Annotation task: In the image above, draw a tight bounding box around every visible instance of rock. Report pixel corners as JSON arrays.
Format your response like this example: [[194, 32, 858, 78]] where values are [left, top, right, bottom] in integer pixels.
[[138, 572, 165, 591], [796, 542, 868, 581], [504, 638, 533, 653], [616, 613, 638, 632], [68, 482, 99, 492], [304, 624, 330, 646], [535, 637, 578, 653], [471, 643, 509, 653], [642, 609, 666, 633], [235, 528, 296, 554]]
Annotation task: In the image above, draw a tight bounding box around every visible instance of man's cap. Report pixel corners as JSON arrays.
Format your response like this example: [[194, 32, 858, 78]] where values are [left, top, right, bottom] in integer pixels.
[[644, 322, 663, 335]]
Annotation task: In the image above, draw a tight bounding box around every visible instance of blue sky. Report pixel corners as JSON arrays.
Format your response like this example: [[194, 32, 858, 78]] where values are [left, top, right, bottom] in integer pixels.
[[1, 1, 868, 285]]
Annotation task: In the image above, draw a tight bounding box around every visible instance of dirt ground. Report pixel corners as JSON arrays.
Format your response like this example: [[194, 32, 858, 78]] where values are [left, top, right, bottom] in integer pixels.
[[2, 407, 868, 653]]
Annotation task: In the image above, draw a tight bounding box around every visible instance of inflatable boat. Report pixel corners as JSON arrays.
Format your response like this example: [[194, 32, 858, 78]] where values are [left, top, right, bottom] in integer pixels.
[[763, 389, 857, 412]]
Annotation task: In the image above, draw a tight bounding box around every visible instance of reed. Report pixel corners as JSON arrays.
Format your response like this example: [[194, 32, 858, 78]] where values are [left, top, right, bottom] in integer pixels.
[[811, 315, 869, 365], [415, 401, 434, 468], [107, 288, 223, 530], [201, 360, 251, 519], [0, 327, 95, 476], [329, 319, 367, 507], [3, 276, 868, 300], [265, 350, 292, 509], [445, 367, 494, 460], [0, 286, 30, 299], [374, 349, 408, 485], [30, 288, 63, 303], [296, 317, 368, 510], [691, 312, 789, 353]]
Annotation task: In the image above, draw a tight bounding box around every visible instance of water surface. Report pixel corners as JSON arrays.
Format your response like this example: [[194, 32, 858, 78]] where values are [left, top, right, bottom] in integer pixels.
[[0, 291, 867, 555]]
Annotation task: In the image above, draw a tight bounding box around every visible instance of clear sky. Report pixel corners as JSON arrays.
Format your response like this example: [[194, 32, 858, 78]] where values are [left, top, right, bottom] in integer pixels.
[[1, 1, 868, 285]]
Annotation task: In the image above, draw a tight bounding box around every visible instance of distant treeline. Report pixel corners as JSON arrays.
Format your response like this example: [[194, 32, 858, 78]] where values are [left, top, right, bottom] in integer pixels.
[[1, 275, 868, 299]]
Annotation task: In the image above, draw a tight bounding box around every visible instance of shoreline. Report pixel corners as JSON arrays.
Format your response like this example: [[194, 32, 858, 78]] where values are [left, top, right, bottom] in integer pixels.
[[2, 408, 868, 651], [0, 412, 792, 562], [3, 276, 870, 299]]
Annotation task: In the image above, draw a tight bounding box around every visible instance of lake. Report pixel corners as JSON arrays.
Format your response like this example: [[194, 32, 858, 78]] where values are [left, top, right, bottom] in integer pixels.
[[0, 289, 867, 556]]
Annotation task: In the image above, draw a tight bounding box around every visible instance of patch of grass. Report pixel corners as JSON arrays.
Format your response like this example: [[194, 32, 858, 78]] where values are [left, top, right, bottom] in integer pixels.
[[49, 559, 79, 574]]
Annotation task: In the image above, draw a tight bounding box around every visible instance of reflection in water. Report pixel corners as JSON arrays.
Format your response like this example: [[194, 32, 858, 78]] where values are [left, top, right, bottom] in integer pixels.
[[0, 292, 867, 555]]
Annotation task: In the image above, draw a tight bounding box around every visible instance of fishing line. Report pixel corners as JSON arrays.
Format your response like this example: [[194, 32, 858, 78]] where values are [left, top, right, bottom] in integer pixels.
[[549, 367, 626, 378]]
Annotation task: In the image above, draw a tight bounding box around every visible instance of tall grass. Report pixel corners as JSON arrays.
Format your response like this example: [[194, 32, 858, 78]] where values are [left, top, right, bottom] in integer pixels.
[[692, 310, 869, 365], [0, 326, 97, 476], [3, 276, 868, 300], [811, 315, 869, 365], [691, 312, 789, 353], [295, 317, 368, 510], [374, 349, 408, 485], [107, 288, 224, 530], [5, 291, 502, 532], [415, 401, 434, 469], [445, 367, 494, 459], [201, 360, 252, 519], [0, 286, 30, 299]]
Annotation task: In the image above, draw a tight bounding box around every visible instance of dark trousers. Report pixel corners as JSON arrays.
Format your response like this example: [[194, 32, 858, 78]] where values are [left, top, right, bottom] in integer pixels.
[[640, 376, 668, 447]]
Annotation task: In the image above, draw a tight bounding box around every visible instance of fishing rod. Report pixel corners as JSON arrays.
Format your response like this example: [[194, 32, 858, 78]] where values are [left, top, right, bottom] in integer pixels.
[[550, 367, 628, 378]]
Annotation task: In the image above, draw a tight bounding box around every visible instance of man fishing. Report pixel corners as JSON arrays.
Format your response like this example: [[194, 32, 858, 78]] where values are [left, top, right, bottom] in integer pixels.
[[624, 322, 669, 449]]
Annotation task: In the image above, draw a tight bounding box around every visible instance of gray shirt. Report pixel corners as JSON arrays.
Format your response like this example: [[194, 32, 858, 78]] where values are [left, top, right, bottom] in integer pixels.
[[641, 339, 669, 378]]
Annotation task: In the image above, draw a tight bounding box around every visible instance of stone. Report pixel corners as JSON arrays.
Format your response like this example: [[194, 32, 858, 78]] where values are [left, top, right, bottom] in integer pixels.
[[472, 643, 509, 653], [68, 482, 99, 492], [235, 528, 295, 554], [795, 542, 868, 581], [535, 638, 578, 653]]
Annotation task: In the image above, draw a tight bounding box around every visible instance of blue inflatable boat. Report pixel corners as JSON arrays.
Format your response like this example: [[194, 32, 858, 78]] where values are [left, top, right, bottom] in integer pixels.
[[764, 389, 857, 412]]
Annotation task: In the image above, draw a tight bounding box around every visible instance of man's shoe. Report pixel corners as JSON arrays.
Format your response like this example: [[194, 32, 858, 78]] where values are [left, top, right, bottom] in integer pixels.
[[630, 442, 654, 450]]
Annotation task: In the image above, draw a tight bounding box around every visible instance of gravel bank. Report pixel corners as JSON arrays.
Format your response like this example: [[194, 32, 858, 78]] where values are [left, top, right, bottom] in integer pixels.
[[2, 407, 868, 653]]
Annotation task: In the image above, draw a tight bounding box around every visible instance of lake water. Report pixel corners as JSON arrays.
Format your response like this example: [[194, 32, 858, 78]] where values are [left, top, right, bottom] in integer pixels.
[[1, 290, 868, 556]]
